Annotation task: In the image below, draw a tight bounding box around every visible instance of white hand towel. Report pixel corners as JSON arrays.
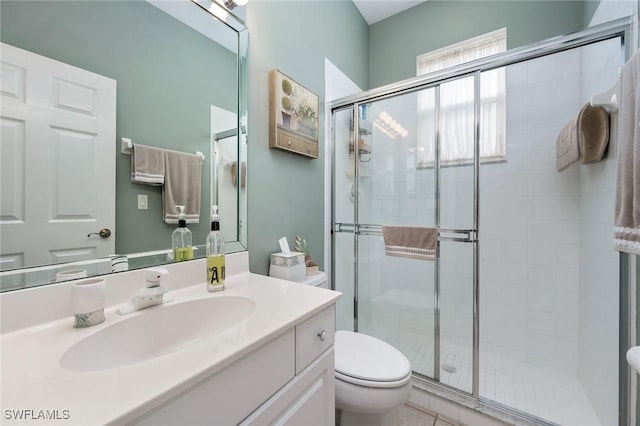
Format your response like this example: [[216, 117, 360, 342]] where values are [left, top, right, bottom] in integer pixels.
[[614, 51, 640, 254], [163, 150, 202, 224], [131, 143, 165, 185], [382, 226, 438, 261]]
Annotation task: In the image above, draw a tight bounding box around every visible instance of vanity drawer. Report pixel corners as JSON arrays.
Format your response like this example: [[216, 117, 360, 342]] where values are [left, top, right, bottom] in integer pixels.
[[135, 329, 295, 425], [295, 305, 335, 374]]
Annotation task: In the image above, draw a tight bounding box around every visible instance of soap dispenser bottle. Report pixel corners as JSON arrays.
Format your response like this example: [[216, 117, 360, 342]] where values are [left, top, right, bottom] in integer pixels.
[[172, 205, 193, 262], [206, 205, 225, 292]]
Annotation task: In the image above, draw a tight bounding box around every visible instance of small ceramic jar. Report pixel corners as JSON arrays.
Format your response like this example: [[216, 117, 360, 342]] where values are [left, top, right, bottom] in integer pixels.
[[70, 278, 106, 328]]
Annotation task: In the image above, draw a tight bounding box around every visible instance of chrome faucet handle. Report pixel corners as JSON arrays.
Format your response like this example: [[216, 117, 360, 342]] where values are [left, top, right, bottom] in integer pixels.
[[143, 267, 168, 287], [115, 268, 169, 315]]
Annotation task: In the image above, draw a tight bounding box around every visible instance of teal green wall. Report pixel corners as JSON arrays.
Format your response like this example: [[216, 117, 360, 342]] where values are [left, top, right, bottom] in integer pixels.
[[1, 0, 237, 255], [246, 1, 368, 275], [582, 0, 601, 26], [368, 1, 586, 87]]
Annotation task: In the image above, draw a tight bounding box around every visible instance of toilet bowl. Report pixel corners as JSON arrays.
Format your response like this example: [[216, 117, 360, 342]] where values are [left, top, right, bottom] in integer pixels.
[[334, 330, 412, 426], [275, 271, 412, 425]]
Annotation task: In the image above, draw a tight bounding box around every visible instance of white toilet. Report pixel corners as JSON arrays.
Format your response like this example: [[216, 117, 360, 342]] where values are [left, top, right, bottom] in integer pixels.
[[334, 330, 412, 426], [284, 272, 412, 426]]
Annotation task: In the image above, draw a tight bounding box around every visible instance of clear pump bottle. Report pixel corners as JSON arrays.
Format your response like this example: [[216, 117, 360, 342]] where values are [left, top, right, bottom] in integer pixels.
[[172, 205, 193, 262], [206, 205, 225, 292]]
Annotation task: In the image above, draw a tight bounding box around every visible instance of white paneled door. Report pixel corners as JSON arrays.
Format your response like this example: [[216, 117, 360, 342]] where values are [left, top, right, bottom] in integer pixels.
[[0, 42, 116, 270]]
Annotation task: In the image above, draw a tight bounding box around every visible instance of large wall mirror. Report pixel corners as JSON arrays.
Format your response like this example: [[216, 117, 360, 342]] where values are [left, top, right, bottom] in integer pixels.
[[0, 0, 248, 291]]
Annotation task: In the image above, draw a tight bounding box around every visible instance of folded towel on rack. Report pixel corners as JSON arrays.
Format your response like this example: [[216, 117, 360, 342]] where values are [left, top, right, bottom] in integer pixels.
[[556, 103, 610, 171], [163, 150, 202, 224], [556, 113, 581, 172], [131, 143, 165, 184], [382, 226, 438, 261], [614, 51, 640, 254], [578, 104, 610, 164]]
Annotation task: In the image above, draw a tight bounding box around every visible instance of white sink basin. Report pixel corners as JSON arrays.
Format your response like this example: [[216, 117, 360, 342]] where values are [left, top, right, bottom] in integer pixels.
[[60, 296, 255, 372]]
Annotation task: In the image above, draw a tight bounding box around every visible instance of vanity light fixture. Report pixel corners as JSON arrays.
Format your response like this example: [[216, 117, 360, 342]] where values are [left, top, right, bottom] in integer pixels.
[[373, 120, 397, 140], [224, 0, 247, 8], [208, 1, 229, 20], [191, 0, 247, 23], [374, 111, 408, 140]]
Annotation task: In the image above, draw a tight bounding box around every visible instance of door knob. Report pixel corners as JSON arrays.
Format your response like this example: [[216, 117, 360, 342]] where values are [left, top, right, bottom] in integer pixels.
[[87, 228, 112, 238]]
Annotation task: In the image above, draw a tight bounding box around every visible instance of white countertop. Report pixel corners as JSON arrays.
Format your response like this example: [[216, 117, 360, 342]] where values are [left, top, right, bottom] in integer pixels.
[[0, 268, 341, 425]]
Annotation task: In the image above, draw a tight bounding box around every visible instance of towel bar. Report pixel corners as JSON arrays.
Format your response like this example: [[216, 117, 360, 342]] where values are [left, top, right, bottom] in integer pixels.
[[590, 81, 620, 111], [120, 137, 205, 162], [333, 222, 476, 243]]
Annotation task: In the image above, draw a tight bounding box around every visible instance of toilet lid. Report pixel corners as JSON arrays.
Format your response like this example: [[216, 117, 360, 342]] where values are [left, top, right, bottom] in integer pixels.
[[335, 330, 411, 385]]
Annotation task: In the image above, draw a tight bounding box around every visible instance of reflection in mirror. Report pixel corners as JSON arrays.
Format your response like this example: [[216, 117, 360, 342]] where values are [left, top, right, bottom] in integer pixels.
[[0, 0, 248, 291]]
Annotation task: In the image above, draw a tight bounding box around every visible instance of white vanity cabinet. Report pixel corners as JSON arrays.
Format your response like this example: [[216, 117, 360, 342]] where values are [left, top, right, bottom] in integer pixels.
[[134, 305, 336, 426]]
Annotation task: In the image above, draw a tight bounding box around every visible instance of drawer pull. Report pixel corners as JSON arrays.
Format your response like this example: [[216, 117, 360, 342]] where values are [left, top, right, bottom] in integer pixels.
[[317, 330, 327, 342]]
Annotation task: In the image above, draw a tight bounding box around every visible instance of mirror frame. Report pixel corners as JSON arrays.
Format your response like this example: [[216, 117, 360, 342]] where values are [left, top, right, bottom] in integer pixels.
[[0, 0, 248, 291], [194, 0, 249, 254]]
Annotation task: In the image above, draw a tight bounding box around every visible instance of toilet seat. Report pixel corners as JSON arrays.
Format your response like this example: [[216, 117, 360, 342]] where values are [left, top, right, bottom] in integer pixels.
[[335, 330, 411, 389], [335, 370, 411, 388]]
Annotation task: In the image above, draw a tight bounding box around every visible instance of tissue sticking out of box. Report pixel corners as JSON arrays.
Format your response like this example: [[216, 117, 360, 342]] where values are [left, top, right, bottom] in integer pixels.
[[279, 236, 291, 254]]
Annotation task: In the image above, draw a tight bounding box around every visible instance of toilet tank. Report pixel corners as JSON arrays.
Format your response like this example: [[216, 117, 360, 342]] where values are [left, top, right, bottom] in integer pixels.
[[299, 271, 328, 289]]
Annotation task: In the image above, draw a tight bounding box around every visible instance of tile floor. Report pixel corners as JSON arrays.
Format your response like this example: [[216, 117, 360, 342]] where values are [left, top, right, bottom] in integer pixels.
[[362, 323, 601, 426], [337, 404, 453, 426], [394, 403, 463, 426]]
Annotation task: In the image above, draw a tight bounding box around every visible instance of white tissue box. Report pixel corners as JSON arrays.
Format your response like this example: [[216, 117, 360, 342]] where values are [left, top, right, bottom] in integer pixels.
[[269, 252, 306, 282]]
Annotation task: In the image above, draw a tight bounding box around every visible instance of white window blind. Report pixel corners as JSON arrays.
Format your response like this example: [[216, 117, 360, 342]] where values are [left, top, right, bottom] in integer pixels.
[[416, 28, 506, 167]]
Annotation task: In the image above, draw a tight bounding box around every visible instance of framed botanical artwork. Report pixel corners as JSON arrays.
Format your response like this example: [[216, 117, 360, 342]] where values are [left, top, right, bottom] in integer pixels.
[[269, 69, 319, 159]]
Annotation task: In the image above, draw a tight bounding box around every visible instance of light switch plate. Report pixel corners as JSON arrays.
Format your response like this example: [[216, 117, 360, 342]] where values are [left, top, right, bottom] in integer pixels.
[[138, 194, 148, 210]]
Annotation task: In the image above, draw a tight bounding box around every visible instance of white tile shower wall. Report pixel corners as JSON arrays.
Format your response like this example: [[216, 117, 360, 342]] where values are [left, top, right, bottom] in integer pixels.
[[478, 51, 583, 376], [578, 4, 636, 421]]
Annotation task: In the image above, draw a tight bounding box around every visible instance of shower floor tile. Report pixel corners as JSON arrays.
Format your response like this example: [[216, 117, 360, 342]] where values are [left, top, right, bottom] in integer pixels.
[[360, 322, 601, 426]]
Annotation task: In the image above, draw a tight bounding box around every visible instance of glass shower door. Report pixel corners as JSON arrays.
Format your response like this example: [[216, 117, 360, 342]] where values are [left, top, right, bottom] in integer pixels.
[[478, 38, 623, 425], [355, 90, 438, 381], [333, 79, 477, 392], [333, 107, 356, 332]]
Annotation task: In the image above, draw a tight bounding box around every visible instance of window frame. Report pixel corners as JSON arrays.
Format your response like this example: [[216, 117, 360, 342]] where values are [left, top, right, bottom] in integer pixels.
[[416, 28, 507, 168]]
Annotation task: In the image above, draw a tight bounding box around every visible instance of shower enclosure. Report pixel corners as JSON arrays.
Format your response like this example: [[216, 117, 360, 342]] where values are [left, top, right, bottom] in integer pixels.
[[331, 18, 634, 426]]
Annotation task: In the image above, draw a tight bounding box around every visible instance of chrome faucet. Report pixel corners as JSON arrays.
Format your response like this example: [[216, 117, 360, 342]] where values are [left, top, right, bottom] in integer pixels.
[[115, 267, 169, 315]]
